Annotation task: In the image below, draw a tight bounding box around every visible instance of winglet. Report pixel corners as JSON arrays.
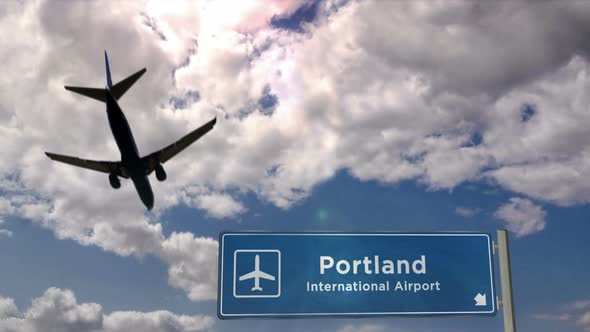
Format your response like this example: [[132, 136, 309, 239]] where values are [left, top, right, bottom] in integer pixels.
[[104, 50, 113, 88]]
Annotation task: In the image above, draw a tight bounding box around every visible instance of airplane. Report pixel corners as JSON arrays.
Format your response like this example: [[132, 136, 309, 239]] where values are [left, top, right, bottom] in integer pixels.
[[238, 254, 276, 291], [45, 51, 216, 210]]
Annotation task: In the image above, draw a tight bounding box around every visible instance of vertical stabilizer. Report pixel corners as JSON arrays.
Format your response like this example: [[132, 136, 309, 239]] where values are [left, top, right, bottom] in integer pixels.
[[65, 52, 146, 102], [104, 50, 113, 88]]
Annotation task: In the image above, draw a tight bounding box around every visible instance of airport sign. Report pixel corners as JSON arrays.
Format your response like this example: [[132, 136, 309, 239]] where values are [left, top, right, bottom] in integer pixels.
[[218, 232, 496, 318]]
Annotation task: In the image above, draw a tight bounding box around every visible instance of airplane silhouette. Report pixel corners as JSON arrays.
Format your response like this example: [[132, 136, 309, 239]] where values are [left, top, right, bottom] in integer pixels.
[[239, 254, 276, 291], [45, 51, 216, 210]]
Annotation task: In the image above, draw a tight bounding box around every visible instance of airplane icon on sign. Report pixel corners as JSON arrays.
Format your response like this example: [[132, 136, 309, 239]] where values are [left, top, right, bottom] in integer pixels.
[[238, 254, 276, 291]]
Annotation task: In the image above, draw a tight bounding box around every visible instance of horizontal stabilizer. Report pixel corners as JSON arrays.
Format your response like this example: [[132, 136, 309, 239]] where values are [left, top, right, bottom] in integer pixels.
[[110, 68, 146, 100], [64, 68, 146, 102], [64, 86, 106, 102]]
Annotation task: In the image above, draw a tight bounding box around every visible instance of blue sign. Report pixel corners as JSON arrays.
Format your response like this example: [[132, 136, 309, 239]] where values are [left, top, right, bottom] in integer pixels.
[[218, 232, 496, 319]]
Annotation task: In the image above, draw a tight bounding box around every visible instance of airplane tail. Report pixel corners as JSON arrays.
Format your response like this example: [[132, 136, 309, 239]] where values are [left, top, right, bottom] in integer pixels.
[[64, 51, 147, 103], [252, 286, 263, 291]]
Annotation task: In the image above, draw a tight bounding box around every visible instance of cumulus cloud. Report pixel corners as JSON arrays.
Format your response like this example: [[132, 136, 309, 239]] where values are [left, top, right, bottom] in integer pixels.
[[193, 193, 246, 218], [580, 313, 590, 331], [0, 297, 19, 320], [103, 311, 213, 332], [160, 233, 219, 301], [2, 0, 590, 304], [568, 301, 590, 311], [532, 313, 572, 321], [0, 288, 214, 332], [0, 218, 12, 238], [494, 198, 546, 237], [534, 299, 590, 332], [335, 324, 386, 332], [0, 229, 12, 238], [179, 187, 247, 219], [454, 207, 480, 217]]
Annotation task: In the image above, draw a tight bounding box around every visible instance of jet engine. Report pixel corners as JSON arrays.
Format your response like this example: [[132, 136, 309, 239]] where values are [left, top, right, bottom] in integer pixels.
[[155, 164, 167, 181], [109, 173, 121, 189]]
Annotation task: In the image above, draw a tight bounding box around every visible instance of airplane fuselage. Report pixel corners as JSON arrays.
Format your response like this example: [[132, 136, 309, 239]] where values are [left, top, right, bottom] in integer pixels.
[[252, 255, 262, 291], [105, 89, 154, 209]]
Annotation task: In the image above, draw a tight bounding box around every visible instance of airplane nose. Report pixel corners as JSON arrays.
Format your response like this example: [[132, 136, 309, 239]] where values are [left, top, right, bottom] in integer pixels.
[[142, 192, 154, 210], [132, 177, 155, 210], [144, 200, 153, 210]]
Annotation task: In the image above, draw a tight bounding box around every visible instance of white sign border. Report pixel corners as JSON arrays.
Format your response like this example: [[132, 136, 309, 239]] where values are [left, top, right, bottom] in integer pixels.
[[233, 249, 281, 298]]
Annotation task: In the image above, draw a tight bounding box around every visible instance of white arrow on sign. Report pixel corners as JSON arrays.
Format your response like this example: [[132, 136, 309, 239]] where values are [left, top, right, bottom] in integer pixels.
[[474, 293, 487, 306]]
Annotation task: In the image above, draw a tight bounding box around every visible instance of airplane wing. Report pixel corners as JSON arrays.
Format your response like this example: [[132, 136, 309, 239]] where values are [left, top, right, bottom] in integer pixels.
[[238, 271, 275, 281], [45, 152, 128, 178], [238, 271, 257, 281], [141, 117, 216, 175], [257, 271, 275, 281]]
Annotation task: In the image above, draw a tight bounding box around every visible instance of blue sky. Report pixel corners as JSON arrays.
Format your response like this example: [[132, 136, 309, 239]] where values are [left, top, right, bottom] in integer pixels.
[[1, 172, 589, 331], [1, 1, 590, 331]]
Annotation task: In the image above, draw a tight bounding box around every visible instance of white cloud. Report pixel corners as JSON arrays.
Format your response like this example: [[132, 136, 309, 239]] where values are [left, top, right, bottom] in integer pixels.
[[579, 312, 590, 331], [2, 0, 590, 304], [0, 288, 214, 332], [336, 324, 386, 332], [534, 299, 590, 332], [0, 195, 219, 300], [0, 217, 12, 238], [569, 301, 590, 311], [455, 207, 480, 217], [494, 198, 546, 237], [180, 187, 247, 219], [532, 313, 572, 321], [159, 233, 219, 301], [103, 311, 213, 332], [193, 193, 247, 219], [0, 288, 102, 332], [0, 297, 19, 320]]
